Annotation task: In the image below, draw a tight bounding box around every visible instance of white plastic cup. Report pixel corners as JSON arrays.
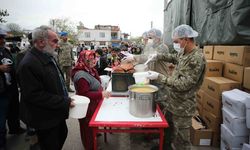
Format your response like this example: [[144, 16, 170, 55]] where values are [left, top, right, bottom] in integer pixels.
[[100, 75, 111, 90], [69, 95, 90, 119], [133, 72, 149, 84]]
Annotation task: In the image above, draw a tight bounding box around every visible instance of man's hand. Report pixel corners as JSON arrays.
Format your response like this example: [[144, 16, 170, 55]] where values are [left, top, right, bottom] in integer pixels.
[[147, 71, 159, 80], [69, 98, 75, 108], [102, 91, 111, 99], [72, 60, 76, 66], [0, 64, 11, 73]]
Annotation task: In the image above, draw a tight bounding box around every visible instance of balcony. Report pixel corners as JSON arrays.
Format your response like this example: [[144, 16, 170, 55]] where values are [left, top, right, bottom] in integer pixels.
[[111, 26, 120, 31], [111, 36, 121, 41]]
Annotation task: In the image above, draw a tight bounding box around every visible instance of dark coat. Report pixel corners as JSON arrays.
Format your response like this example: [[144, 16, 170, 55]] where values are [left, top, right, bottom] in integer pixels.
[[95, 56, 108, 75], [17, 47, 70, 130], [0, 47, 18, 95]]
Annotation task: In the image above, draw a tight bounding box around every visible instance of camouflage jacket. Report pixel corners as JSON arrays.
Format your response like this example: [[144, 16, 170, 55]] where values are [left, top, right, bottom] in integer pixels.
[[58, 41, 73, 67], [155, 47, 206, 117], [148, 42, 169, 76], [134, 42, 168, 75]]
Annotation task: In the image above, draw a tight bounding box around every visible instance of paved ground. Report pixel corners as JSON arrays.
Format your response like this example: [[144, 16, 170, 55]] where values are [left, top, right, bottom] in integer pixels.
[[6, 118, 220, 150], [6, 86, 220, 150]]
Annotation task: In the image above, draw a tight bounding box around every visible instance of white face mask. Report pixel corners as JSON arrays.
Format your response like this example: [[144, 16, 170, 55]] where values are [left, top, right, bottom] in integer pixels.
[[147, 39, 154, 45], [173, 43, 183, 53]]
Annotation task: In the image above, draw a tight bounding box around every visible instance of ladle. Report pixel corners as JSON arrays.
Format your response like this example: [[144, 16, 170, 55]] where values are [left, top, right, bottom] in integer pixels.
[[144, 56, 154, 65]]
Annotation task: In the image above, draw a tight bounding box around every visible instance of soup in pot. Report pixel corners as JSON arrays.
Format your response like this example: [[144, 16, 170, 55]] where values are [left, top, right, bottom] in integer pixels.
[[130, 87, 157, 93]]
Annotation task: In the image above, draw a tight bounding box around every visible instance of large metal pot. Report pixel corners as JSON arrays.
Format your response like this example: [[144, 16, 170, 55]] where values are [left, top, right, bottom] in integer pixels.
[[128, 84, 158, 118]]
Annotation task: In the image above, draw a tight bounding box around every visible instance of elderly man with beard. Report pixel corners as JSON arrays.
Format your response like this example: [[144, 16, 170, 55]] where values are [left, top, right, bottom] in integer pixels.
[[17, 25, 75, 150]]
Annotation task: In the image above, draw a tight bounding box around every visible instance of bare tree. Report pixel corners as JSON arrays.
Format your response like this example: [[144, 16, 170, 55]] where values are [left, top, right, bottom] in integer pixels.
[[79, 21, 84, 27], [6, 23, 23, 36], [0, 9, 9, 23], [49, 17, 77, 44], [130, 36, 143, 45], [49, 18, 76, 34]]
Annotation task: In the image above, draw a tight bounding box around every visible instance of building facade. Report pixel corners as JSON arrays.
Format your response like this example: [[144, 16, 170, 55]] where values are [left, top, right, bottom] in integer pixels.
[[77, 25, 123, 48]]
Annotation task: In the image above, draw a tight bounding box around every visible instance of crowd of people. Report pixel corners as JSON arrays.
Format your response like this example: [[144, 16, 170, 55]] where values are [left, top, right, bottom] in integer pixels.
[[0, 24, 206, 150], [0, 28, 26, 150]]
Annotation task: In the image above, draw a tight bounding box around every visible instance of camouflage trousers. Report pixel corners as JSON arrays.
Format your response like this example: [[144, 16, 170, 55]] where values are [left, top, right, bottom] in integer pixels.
[[164, 111, 192, 150], [60, 66, 72, 89]]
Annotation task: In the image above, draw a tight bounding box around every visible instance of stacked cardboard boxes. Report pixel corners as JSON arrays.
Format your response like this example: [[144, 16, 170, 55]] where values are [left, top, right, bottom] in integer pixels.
[[202, 77, 240, 146], [193, 46, 224, 146], [221, 89, 250, 150], [193, 45, 250, 147], [213, 46, 250, 90]]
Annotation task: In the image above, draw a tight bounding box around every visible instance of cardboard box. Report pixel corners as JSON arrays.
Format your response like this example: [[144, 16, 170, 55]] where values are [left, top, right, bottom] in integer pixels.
[[196, 102, 203, 116], [191, 118, 213, 146], [203, 46, 214, 60], [222, 107, 249, 136], [203, 77, 241, 100], [205, 60, 223, 77], [212, 131, 221, 147], [221, 139, 241, 150], [221, 124, 249, 149], [203, 93, 222, 117], [246, 97, 250, 129], [242, 143, 250, 150], [243, 67, 250, 89], [222, 89, 250, 117], [213, 46, 227, 61], [225, 46, 250, 66], [200, 82, 206, 91], [196, 89, 205, 105], [224, 63, 244, 83], [203, 109, 222, 132]]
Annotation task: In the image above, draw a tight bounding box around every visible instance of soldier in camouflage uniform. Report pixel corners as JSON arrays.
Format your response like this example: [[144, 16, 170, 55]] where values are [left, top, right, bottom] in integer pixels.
[[130, 29, 172, 76], [58, 32, 74, 92], [148, 24, 206, 150], [146, 28, 170, 76]]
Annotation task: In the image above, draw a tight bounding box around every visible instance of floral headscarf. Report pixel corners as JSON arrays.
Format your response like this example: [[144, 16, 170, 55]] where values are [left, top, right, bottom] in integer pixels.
[[71, 50, 100, 81]]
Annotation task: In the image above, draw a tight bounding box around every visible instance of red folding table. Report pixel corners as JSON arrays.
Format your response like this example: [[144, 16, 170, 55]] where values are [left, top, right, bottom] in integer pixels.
[[89, 96, 169, 150]]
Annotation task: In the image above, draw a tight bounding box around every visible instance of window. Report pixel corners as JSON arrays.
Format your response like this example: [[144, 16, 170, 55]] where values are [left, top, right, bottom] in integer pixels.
[[85, 32, 90, 38], [99, 32, 105, 38], [100, 41, 106, 45]]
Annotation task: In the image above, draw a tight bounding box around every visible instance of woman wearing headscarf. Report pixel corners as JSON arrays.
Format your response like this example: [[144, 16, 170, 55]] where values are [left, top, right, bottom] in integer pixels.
[[71, 50, 111, 150]]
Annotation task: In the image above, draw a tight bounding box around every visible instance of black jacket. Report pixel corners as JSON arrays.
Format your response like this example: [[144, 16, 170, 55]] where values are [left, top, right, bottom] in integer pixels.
[[17, 47, 70, 130], [95, 56, 108, 75], [0, 47, 18, 96]]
